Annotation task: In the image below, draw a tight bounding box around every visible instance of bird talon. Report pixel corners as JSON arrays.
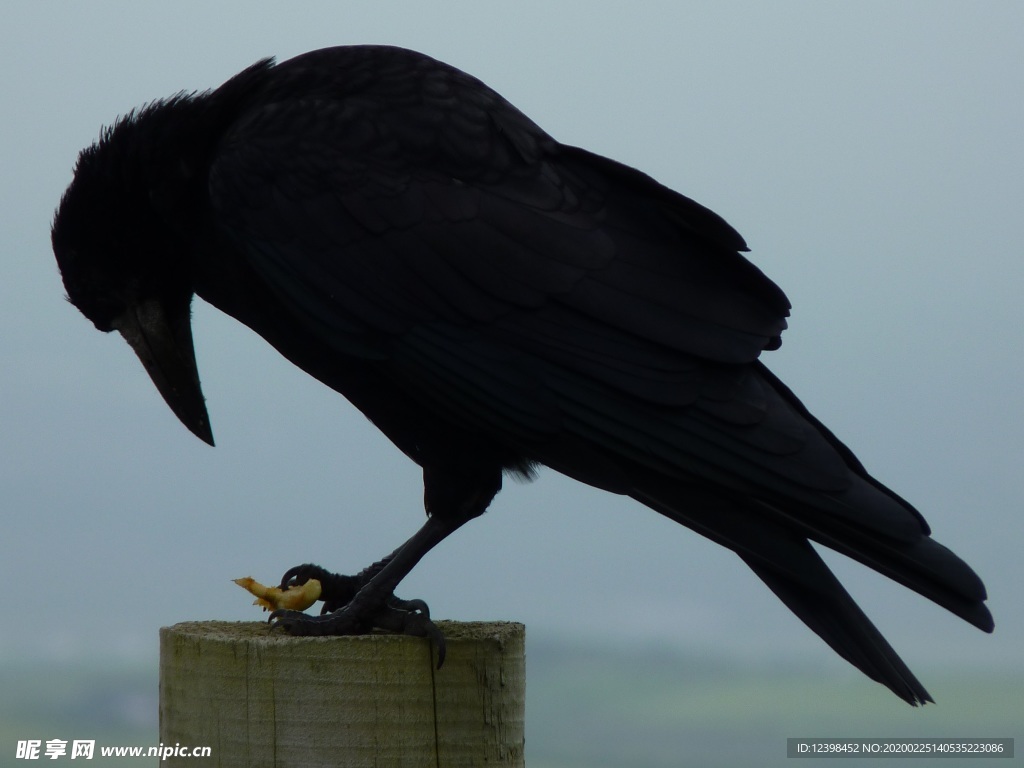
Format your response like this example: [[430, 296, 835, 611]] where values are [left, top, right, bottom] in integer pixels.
[[267, 608, 308, 633], [388, 596, 430, 618], [258, 581, 445, 663]]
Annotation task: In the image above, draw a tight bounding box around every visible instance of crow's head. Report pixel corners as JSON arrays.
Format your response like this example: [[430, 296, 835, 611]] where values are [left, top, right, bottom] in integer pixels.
[[52, 108, 214, 446]]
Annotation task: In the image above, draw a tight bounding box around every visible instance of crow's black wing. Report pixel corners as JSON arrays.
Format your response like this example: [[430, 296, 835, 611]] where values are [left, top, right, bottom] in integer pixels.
[[207, 47, 789, 430]]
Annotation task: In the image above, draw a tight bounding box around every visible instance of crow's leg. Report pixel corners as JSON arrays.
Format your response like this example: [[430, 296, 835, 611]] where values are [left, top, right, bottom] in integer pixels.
[[269, 513, 463, 664]]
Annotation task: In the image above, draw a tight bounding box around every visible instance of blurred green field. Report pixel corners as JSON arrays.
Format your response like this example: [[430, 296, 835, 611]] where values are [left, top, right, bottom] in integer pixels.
[[526, 642, 1020, 768], [2, 640, 1018, 767], [1, 662, 155, 766]]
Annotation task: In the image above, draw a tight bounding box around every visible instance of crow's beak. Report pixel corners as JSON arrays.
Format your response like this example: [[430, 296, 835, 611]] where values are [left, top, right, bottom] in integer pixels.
[[112, 298, 215, 446]]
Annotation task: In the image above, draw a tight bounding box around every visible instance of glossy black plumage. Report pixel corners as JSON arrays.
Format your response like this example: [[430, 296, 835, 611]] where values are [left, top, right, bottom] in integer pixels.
[[52, 45, 992, 704]]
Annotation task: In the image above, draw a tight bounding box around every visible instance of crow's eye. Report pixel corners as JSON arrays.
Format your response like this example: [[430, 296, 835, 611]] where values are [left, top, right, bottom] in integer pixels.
[[61, 278, 126, 333]]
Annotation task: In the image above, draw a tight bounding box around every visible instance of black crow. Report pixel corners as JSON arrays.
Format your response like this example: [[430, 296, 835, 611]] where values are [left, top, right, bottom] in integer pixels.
[[52, 45, 992, 704]]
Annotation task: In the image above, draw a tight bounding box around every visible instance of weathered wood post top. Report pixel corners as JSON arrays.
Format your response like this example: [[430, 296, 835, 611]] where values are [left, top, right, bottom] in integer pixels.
[[160, 620, 525, 767]]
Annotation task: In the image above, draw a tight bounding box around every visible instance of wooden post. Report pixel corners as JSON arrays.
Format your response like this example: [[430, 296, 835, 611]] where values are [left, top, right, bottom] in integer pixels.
[[159, 620, 525, 767]]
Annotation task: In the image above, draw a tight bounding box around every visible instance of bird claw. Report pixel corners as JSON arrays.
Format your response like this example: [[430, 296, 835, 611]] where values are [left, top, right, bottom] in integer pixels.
[[373, 599, 447, 668], [267, 606, 368, 635], [269, 564, 447, 667], [278, 563, 333, 590]]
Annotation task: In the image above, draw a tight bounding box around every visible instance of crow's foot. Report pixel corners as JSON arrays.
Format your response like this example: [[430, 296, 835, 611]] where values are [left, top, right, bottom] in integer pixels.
[[278, 563, 359, 613], [269, 563, 446, 666]]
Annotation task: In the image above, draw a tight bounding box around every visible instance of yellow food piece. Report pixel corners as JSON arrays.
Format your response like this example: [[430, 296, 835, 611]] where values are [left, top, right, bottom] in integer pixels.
[[234, 576, 322, 612]]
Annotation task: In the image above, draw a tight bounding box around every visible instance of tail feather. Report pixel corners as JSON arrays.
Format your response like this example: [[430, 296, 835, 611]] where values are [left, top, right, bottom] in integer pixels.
[[775, 505, 995, 633], [629, 473, 989, 705], [740, 547, 932, 705]]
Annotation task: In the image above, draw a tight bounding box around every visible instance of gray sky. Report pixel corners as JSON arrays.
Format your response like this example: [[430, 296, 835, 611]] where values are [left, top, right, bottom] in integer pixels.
[[3, 0, 1021, 703]]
